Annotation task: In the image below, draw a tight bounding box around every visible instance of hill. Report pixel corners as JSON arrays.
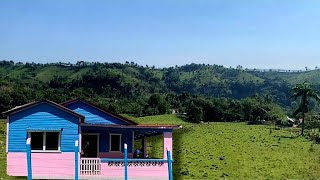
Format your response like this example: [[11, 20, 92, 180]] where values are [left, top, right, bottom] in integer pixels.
[[128, 115, 320, 179], [1, 61, 313, 114]]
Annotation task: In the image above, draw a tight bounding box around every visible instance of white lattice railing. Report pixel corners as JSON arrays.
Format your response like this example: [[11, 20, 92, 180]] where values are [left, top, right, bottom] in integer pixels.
[[80, 158, 101, 175], [101, 158, 167, 167]]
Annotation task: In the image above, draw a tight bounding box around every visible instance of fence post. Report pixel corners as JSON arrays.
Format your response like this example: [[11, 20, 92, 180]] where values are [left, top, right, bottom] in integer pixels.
[[167, 149, 173, 180], [124, 143, 128, 180], [26, 137, 32, 180], [75, 140, 79, 180]]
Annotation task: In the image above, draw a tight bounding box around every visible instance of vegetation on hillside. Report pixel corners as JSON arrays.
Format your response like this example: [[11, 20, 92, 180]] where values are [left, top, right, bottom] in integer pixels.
[[0, 60, 308, 115]]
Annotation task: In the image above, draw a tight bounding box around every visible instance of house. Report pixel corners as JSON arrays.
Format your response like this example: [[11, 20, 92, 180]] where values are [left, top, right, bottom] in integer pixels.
[[3, 99, 180, 179]]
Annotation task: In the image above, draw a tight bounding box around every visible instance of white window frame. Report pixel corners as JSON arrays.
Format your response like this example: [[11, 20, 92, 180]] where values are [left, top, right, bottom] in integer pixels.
[[82, 133, 100, 157], [28, 131, 61, 152], [109, 133, 122, 152]]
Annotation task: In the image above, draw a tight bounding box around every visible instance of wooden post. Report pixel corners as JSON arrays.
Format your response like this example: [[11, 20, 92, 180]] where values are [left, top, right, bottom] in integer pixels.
[[124, 143, 128, 180], [26, 138, 32, 180], [167, 149, 173, 180], [163, 132, 172, 159], [142, 136, 147, 158], [75, 140, 79, 180]]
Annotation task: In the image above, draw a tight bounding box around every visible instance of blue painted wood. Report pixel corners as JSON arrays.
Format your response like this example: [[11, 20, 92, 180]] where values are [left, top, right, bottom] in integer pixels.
[[74, 141, 79, 180], [26, 139, 32, 180], [167, 150, 173, 180], [8, 102, 79, 152], [81, 126, 133, 153], [65, 101, 129, 125], [124, 144, 128, 180]]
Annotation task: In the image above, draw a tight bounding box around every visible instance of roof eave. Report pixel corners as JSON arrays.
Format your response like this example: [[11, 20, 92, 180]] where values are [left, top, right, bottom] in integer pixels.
[[80, 123, 181, 130], [61, 98, 138, 125], [2, 100, 85, 120]]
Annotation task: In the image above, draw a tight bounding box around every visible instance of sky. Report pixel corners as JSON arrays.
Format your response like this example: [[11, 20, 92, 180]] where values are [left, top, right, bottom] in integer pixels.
[[1, 0, 320, 70]]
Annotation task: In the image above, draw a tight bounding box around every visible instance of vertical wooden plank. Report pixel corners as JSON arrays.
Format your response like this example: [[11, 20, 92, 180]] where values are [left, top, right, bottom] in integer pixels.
[[143, 136, 147, 158], [26, 138, 32, 180], [6, 116, 9, 153], [167, 150, 173, 180], [163, 132, 173, 159], [75, 140, 79, 180], [124, 143, 128, 180], [132, 131, 135, 153]]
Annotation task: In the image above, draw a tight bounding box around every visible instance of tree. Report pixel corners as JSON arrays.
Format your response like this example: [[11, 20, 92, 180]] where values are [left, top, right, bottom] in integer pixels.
[[145, 94, 170, 115], [186, 102, 203, 123], [291, 82, 320, 135]]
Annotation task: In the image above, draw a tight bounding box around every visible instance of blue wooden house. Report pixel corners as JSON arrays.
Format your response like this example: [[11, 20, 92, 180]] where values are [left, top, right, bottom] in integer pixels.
[[4, 99, 180, 179]]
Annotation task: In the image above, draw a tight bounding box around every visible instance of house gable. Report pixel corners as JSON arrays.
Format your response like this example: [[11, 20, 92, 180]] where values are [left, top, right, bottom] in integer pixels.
[[8, 102, 80, 152], [63, 100, 135, 125]]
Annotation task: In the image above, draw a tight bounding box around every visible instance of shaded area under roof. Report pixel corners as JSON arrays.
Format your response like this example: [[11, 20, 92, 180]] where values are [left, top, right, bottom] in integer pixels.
[[81, 123, 181, 139]]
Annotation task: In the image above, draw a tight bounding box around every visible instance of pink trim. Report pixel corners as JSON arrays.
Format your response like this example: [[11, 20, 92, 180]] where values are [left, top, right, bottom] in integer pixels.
[[7, 152, 75, 178], [6, 116, 9, 153], [99, 152, 133, 158], [163, 132, 172, 159]]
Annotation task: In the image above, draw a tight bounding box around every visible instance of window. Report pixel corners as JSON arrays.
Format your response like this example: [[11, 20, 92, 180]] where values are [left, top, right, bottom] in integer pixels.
[[29, 132, 60, 151], [109, 134, 121, 152]]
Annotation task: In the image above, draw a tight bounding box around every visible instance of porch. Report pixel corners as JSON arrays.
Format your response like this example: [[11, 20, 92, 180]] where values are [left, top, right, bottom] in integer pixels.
[[79, 157, 170, 179], [78, 123, 177, 179]]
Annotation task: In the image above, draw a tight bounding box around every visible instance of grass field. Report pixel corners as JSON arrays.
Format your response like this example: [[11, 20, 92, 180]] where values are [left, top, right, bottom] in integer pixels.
[[1, 115, 320, 179], [128, 115, 320, 179]]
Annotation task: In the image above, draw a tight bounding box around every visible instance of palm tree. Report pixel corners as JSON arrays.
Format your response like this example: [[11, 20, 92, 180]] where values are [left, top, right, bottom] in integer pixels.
[[291, 82, 320, 135]]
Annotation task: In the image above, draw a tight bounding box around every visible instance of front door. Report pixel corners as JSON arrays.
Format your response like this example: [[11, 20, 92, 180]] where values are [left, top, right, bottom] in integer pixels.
[[82, 134, 99, 157]]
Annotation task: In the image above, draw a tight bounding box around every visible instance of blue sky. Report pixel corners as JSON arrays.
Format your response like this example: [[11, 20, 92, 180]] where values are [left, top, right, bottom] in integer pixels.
[[1, 0, 320, 69]]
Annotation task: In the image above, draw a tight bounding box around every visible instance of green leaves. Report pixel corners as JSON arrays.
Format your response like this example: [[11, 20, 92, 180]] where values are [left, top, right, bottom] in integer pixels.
[[291, 82, 320, 135]]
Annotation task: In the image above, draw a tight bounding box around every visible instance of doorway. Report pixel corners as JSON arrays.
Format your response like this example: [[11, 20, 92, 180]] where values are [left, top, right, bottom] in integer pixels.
[[82, 134, 99, 157]]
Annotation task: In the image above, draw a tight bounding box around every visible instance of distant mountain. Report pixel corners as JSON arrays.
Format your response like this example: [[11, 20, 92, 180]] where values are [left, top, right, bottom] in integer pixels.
[[0, 61, 318, 112]]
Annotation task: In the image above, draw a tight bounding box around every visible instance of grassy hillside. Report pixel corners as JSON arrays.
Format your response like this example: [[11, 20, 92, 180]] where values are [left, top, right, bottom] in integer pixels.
[[250, 69, 320, 85], [4, 62, 320, 112], [129, 115, 320, 179]]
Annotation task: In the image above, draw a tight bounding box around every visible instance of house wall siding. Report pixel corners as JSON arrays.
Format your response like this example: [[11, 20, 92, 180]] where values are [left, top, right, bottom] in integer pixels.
[[65, 102, 128, 125], [8, 103, 79, 152], [81, 127, 133, 154]]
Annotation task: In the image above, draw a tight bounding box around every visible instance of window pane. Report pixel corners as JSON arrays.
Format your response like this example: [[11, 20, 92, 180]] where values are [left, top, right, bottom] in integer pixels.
[[31, 132, 43, 150], [46, 132, 59, 150], [110, 135, 120, 151]]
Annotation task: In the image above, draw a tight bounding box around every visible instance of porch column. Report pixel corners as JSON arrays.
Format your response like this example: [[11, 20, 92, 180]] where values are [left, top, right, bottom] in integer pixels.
[[142, 136, 147, 158], [163, 132, 172, 159]]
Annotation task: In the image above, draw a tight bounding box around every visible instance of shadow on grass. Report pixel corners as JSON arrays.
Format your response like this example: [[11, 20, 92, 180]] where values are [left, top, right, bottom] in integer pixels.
[[176, 114, 188, 122], [273, 135, 298, 139], [172, 125, 192, 180]]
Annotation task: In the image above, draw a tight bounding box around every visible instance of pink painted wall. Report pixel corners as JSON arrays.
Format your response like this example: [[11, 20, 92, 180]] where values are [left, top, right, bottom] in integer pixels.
[[163, 132, 172, 159], [8, 152, 168, 179], [7, 152, 76, 179], [99, 152, 133, 158], [99, 162, 168, 179]]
